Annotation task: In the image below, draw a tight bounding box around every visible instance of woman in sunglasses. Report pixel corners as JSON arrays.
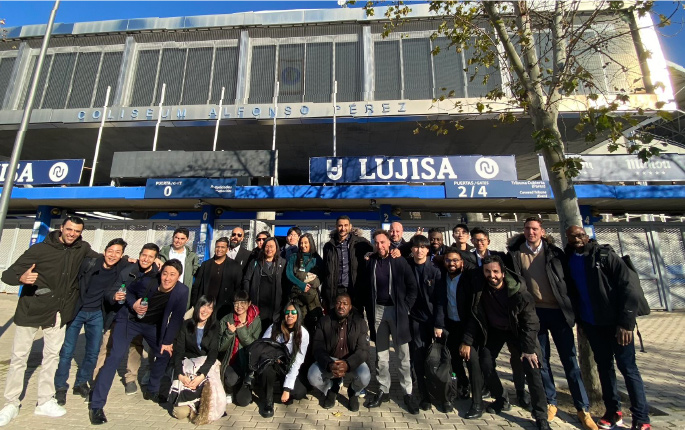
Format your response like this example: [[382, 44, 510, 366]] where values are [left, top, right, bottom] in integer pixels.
[[255, 302, 309, 417], [243, 237, 284, 333]]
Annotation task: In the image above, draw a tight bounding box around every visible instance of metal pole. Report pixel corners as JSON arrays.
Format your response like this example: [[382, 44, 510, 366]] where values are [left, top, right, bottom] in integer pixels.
[[89, 85, 111, 187], [152, 83, 166, 151], [212, 86, 225, 151], [0, 0, 60, 240], [271, 82, 279, 186], [333, 80, 337, 157]]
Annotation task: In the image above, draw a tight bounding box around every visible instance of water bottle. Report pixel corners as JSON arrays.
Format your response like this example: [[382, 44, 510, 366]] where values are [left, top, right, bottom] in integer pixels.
[[137, 298, 148, 319], [117, 284, 126, 304]]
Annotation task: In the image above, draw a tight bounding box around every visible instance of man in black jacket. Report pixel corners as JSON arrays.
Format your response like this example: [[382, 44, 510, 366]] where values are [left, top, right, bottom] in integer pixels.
[[0, 216, 98, 426], [460, 256, 550, 430], [470, 227, 529, 408], [307, 293, 370, 412], [54, 238, 130, 406], [93, 243, 160, 396], [322, 215, 373, 311], [407, 235, 444, 411], [506, 217, 595, 430], [434, 248, 472, 406], [565, 226, 651, 430], [191, 237, 243, 320], [364, 230, 419, 414]]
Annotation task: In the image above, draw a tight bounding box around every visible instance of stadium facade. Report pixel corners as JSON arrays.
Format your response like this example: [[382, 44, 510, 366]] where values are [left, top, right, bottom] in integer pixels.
[[0, 4, 683, 310]]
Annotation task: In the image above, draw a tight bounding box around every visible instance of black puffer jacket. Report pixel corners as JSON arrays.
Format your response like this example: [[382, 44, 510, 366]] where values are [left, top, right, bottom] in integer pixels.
[[506, 234, 575, 327], [312, 309, 369, 372], [322, 229, 373, 310], [463, 270, 540, 355], [2, 231, 98, 328], [564, 240, 640, 330]]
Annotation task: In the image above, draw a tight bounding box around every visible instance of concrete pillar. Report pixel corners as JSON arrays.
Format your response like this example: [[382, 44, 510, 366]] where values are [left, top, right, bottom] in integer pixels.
[[198, 205, 216, 262]]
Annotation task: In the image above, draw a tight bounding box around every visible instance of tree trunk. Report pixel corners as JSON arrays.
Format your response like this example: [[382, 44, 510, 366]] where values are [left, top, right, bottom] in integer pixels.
[[577, 325, 603, 404]]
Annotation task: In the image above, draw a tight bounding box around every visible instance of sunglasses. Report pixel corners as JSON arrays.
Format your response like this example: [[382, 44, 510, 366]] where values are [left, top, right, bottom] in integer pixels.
[[284, 310, 298, 315], [231, 233, 243, 237], [256, 237, 267, 242]]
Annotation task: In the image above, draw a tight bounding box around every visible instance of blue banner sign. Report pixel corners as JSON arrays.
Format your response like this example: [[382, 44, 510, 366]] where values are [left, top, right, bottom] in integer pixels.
[[144, 178, 237, 199], [445, 180, 551, 199], [309, 155, 517, 184], [0, 159, 84, 185]]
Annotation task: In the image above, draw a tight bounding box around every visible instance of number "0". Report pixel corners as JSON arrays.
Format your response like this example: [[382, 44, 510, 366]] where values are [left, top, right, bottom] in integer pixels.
[[164, 186, 172, 197]]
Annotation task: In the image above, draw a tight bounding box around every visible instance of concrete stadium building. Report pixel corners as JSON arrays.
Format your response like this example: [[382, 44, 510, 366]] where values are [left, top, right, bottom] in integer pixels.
[[0, 4, 683, 310]]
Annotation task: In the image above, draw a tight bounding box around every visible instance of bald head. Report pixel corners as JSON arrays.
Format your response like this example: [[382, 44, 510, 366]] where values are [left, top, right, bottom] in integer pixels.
[[565, 225, 589, 252], [389, 222, 404, 243]]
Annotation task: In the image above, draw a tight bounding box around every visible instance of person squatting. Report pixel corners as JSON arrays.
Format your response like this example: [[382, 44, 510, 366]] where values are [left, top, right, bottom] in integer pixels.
[[0, 217, 651, 430]]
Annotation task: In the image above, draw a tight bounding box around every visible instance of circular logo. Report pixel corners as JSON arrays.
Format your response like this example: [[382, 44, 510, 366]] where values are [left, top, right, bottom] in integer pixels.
[[475, 157, 499, 179], [48, 162, 69, 182], [281, 67, 301, 86]]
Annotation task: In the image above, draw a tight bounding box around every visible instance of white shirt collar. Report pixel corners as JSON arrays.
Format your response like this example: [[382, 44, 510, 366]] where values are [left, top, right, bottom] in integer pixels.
[[525, 241, 543, 255]]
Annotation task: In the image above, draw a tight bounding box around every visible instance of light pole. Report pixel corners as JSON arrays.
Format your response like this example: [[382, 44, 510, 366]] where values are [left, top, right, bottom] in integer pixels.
[[0, 0, 61, 241]]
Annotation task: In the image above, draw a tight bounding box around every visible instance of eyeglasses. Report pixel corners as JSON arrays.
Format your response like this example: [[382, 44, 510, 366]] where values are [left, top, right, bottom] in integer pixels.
[[473, 238, 488, 243], [234, 300, 248, 307], [231, 233, 243, 237], [284, 310, 298, 315], [445, 258, 462, 264]]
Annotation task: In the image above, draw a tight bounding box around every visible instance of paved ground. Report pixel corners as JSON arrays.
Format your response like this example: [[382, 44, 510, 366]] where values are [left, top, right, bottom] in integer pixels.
[[0, 294, 682, 429]]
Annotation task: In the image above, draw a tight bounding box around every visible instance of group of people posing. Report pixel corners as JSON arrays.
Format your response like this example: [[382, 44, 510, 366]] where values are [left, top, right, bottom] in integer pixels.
[[0, 215, 651, 430]]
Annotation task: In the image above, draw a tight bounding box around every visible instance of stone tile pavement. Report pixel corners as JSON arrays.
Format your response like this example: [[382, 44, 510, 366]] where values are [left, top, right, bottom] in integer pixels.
[[0, 294, 682, 429]]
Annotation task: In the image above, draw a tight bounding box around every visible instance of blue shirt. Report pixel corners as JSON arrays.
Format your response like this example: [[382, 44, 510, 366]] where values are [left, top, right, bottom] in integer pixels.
[[446, 273, 461, 322], [196, 327, 204, 349], [568, 253, 595, 324]]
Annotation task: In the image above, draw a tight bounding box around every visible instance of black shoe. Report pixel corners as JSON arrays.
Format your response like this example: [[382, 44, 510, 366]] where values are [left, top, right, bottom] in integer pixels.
[[465, 402, 483, 419], [55, 389, 67, 406], [323, 389, 337, 409], [89, 408, 107, 425], [260, 402, 274, 418], [125, 381, 138, 395], [404, 394, 419, 415], [458, 384, 470, 399], [143, 390, 160, 403], [442, 402, 454, 413], [73, 383, 89, 399], [486, 396, 512, 414], [347, 388, 359, 412], [365, 391, 389, 408], [516, 389, 531, 409], [481, 387, 491, 399], [419, 397, 432, 411], [536, 419, 551, 430]]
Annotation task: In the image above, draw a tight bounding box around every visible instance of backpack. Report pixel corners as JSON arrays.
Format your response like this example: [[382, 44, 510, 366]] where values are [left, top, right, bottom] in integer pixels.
[[597, 245, 650, 352], [597, 245, 650, 317], [424, 335, 456, 404]]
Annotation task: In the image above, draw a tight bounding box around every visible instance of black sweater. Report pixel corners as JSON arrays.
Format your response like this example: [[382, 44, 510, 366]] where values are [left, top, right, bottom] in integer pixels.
[[173, 319, 220, 378]]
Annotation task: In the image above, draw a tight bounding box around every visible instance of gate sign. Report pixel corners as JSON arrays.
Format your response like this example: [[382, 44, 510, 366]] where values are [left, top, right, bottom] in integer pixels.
[[309, 155, 517, 184], [144, 178, 237, 199], [539, 153, 685, 182], [445, 180, 552, 199], [0, 159, 84, 185]]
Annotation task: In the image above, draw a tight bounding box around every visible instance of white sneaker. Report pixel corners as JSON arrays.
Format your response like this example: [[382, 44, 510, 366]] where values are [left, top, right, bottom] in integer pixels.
[[0, 404, 19, 427], [226, 394, 232, 405], [34, 398, 66, 418]]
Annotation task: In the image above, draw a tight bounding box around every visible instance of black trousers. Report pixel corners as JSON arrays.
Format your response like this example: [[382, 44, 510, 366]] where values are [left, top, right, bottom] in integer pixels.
[[506, 340, 526, 391], [445, 319, 469, 388], [477, 327, 547, 421], [409, 318, 434, 399], [256, 364, 307, 404]]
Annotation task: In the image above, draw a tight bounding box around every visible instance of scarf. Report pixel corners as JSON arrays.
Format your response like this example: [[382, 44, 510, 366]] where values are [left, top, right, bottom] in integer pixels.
[[229, 304, 259, 365]]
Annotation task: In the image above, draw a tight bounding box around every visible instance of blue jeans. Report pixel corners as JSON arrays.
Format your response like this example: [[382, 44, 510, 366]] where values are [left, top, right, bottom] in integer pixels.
[[55, 310, 104, 390], [581, 322, 650, 424], [307, 360, 371, 395], [536, 308, 590, 411]]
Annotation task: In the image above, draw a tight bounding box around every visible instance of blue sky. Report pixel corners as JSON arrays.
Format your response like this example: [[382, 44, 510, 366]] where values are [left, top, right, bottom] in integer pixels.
[[1, 1, 684, 65]]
